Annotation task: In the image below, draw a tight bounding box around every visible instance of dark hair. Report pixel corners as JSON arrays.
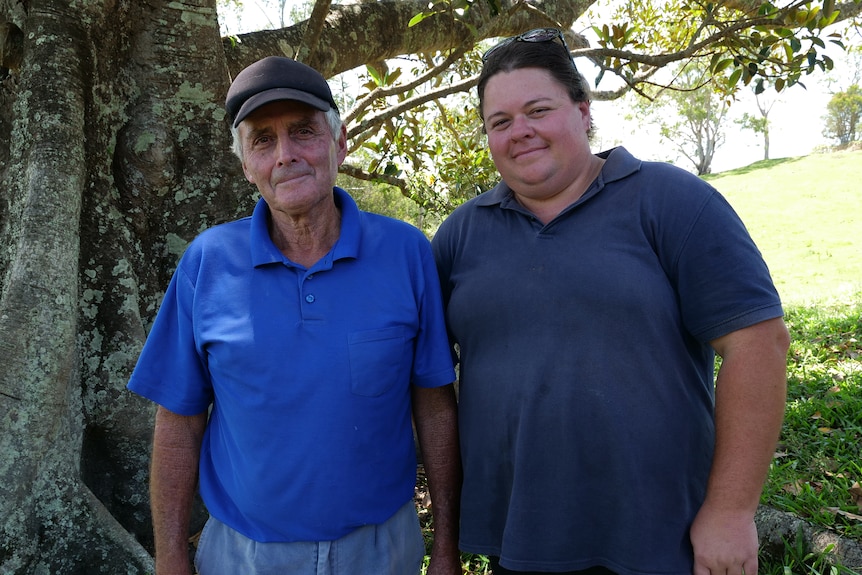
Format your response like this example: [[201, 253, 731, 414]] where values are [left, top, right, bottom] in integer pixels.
[[477, 36, 594, 135]]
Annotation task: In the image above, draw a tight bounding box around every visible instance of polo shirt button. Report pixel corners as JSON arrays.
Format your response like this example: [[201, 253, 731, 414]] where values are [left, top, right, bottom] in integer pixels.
[[305, 294, 315, 303]]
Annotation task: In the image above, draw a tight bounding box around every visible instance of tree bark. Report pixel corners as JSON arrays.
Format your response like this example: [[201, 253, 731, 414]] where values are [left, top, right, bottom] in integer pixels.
[[0, 0, 246, 571]]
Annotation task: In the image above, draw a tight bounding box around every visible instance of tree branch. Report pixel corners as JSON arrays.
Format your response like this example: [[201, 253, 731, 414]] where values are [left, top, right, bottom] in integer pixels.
[[340, 162, 410, 195], [296, 0, 333, 63], [347, 74, 479, 145]]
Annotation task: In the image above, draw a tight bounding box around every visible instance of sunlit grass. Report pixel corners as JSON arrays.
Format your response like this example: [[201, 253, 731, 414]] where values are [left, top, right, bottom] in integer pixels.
[[705, 149, 862, 306], [764, 300, 862, 540]]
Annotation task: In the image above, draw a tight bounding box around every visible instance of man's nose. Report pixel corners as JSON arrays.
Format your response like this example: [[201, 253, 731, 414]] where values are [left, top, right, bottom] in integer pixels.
[[275, 135, 297, 165]]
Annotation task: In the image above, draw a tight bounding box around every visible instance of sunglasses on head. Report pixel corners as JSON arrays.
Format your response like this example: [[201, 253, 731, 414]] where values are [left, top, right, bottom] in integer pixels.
[[481, 27, 578, 70]]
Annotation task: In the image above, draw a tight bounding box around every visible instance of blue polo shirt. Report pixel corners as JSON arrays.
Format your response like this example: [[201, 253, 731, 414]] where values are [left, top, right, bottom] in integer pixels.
[[128, 188, 455, 542]]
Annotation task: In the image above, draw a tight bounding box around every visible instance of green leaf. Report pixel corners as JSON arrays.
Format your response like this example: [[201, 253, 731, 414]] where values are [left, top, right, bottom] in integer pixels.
[[384, 162, 400, 176], [728, 67, 742, 88], [712, 58, 734, 74], [408, 12, 430, 27], [754, 78, 765, 94], [366, 64, 383, 86]]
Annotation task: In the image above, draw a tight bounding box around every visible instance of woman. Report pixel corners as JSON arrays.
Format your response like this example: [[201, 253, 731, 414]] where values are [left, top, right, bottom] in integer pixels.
[[432, 28, 789, 575]]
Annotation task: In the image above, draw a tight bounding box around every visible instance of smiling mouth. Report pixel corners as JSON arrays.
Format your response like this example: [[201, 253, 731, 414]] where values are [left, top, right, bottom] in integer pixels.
[[512, 147, 545, 160], [275, 172, 311, 185]]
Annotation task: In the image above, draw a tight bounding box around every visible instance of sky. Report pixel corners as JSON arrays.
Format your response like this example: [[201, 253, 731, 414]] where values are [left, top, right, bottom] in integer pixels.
[[589, 67, 837, 173], [219, 3, 857, 175]]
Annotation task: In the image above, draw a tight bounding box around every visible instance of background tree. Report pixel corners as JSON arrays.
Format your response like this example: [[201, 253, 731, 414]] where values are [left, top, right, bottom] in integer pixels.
[[632, 62, 732, 174], [738, 91, 777, 160], [823, 83, 862, 144], [1, 0, 860, 572]]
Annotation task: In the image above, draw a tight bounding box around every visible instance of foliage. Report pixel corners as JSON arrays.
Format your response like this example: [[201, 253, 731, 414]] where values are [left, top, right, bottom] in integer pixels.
[[344, 51, 499, 218], [739, 110, 771, 135], [584, 0, 847, 96], [340, 175, 446, 237], [214, 0, 858, 217], [823, 84, 862, 144]]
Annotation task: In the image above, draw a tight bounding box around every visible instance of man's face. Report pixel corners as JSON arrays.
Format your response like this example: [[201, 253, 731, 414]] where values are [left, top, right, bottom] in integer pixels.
[[239, 100, 347, 219], [482, 67, 593, 202]]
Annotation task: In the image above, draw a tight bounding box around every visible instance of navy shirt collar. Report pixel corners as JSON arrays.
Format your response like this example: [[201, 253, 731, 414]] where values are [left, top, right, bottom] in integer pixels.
[[474, 146, 642, 209]]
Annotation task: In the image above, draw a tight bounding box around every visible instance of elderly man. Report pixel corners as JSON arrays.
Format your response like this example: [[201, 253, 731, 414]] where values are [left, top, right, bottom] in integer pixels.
[[128, 56, 461, 575]]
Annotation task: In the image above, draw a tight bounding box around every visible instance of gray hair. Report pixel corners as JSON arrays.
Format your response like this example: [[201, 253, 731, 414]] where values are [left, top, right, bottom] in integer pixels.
[[230, 106, 344, 160]]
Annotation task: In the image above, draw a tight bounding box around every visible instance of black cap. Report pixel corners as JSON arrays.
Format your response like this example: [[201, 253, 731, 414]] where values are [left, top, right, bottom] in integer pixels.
[[225, 56, 338, 128]]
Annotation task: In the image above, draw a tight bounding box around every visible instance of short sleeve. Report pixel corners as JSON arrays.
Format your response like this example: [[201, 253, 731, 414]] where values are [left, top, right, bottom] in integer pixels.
[[127, 252, 213, 415]]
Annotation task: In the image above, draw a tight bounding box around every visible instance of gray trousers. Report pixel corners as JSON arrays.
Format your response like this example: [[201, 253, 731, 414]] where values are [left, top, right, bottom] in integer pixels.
[[194, 500, 425, 575]]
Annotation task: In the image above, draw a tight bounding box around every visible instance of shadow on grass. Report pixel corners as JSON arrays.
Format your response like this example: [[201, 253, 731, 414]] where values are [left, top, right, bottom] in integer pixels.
[[703, 156, 805, 180]]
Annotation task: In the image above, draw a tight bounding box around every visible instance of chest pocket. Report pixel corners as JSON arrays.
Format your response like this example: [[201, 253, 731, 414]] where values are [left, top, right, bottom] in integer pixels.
[[348, 326, 412, 397]]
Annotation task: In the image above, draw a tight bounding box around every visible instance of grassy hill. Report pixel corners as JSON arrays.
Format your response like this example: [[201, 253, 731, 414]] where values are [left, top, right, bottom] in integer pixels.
[[704, 149, 862, 306]]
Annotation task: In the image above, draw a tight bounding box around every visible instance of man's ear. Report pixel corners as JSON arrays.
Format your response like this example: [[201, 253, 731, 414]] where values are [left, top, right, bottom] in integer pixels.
[[336, 124, 348, 165], [241, 161, 255, 183]]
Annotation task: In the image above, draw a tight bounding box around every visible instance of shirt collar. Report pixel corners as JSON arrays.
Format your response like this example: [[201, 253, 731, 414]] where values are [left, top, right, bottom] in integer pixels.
[[250, 186, 361, 268], [473, 146, 642, 209]]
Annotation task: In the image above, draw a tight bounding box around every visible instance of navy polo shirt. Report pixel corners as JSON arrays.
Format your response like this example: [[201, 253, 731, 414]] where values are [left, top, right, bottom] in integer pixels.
[[129, 187, 455, 542], [432, 147, 783, 574]]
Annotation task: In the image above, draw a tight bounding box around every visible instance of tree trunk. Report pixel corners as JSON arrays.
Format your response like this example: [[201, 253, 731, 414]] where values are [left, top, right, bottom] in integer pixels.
[[0, 0, 248, 571]]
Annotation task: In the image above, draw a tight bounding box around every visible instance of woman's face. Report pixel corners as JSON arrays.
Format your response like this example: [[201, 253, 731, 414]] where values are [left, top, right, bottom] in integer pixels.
[[482, 67, 594, 202]]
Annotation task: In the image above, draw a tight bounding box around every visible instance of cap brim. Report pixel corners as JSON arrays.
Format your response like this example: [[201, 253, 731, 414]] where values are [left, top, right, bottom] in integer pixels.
[[233, 88, 331, 127]]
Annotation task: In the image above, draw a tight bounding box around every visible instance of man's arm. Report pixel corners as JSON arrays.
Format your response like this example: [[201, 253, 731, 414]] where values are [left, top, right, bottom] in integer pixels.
[[150, 406, 208, 575], [412, 383, 462, 575], [690, 317, 790, 575]]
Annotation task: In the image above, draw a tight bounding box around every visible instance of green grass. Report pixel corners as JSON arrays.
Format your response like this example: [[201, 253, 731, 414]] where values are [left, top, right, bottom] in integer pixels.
[[704, 149, 862, 306], [766, 301, 862, 536], [418, 150, 862, 574], [710, 151, 862, 571]]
